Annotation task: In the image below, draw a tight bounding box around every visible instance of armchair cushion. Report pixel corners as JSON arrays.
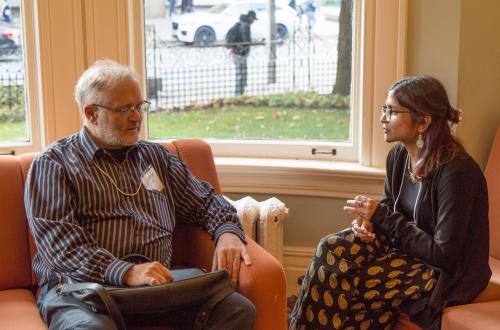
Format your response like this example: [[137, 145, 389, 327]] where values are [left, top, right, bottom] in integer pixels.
[[0, 289, 47, 330], [441, 300, 500, 330]]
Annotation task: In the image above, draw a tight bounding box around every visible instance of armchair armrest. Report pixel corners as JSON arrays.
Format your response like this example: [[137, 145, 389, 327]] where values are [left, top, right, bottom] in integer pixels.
[[186, 195, 288, 329], [185, 228, 287, 330], [239, 236, 287, 330]]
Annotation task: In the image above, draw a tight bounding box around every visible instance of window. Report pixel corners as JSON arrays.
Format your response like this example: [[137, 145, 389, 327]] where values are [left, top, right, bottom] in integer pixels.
[[143, 0, 359, 161], [0, 0, 40, 155]]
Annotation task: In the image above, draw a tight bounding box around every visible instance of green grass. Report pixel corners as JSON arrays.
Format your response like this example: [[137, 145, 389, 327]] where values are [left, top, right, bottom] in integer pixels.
[[0, 106, 351, 143], [148, 106, 350, 141], [0, 121, 28, 142]]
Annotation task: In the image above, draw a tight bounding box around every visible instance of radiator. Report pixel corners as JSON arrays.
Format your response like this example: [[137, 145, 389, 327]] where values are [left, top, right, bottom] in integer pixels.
[[225, 196, 288, 263]]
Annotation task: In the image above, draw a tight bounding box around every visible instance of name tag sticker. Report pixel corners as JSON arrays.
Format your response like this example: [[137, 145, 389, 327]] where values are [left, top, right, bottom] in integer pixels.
[[141, 166, 164, 192]]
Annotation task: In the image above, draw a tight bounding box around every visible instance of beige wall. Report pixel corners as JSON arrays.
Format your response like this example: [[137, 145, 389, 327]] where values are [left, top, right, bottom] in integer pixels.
[[406, 0, 461, 104], [406, 0, 500, 169], [456, 0, 500, 168]]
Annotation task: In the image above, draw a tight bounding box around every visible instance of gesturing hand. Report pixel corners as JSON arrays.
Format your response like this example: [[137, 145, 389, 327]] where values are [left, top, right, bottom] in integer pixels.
[[124, 261, 175, 286], [212, 232, 252, 287], [343, 195, 378, 242]]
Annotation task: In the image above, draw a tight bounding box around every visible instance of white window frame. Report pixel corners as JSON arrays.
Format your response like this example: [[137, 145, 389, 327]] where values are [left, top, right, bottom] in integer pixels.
[[136, 0, 365, 162], [0, 0, 42, 155]]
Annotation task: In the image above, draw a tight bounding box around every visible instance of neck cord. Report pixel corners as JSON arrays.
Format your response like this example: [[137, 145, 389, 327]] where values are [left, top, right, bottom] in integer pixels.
[[406, 153, 419, 183], [394, 153, 422, 222], [93, 150, 142, 196], [393, 155, 407, 213], [413, 180, 422, 221]]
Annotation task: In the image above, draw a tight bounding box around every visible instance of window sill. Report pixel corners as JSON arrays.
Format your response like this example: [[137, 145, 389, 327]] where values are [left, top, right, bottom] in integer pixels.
[[215, 157, 386, 198]]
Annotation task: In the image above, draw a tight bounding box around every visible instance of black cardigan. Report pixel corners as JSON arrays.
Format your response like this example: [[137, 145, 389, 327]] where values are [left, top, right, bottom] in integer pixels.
[[371, 143, 491, 328]]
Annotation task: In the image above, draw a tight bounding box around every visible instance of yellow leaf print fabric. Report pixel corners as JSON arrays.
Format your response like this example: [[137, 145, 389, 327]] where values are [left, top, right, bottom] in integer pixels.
[[288, 228, 438, 330]]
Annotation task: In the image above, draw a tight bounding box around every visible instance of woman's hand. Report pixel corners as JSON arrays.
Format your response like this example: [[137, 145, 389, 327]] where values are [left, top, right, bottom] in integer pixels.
[[343, 195, 378, 241], [351, 217, 376, 242]]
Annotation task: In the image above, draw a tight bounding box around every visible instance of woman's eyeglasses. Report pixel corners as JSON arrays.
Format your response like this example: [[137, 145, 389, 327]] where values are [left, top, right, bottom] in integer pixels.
[[91, 101, 151, 115], [380, 105, 411, 121]]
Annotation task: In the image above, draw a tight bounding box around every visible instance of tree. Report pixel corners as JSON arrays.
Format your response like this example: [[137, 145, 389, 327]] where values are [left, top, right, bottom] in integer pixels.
[[332, 0, 353, 96]]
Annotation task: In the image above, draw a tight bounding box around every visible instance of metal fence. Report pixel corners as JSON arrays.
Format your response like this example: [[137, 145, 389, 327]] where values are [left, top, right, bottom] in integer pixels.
[[0, 69, 25, 122], [145, 25, 339, 111], [0, 69, 24, 101]]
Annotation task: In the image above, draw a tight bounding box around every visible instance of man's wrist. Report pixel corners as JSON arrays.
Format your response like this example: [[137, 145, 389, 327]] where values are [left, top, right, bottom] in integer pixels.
[[105, 259, 135, 286], [214, 223, 246, 244]]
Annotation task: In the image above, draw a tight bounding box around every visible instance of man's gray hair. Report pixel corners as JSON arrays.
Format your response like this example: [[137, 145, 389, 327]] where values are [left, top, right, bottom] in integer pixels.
[[74, 60, 140, 113]]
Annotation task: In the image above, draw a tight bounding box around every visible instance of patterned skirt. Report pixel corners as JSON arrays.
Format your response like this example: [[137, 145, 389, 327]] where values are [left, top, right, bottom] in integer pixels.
[[288, 228, 438, 330]]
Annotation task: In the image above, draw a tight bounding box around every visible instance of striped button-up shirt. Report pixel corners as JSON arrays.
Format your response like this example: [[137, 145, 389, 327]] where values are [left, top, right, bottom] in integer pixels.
[[25, 128, 244, 287]]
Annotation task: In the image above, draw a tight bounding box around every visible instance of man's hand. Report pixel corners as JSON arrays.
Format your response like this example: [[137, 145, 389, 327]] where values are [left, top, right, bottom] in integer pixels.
[[212, 233, 252, 286], [124, 261, 174, 286]]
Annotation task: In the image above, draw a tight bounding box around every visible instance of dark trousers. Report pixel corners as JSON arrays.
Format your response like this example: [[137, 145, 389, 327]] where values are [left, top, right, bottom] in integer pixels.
[[37, 280, 255, 330], [232, 54, 248, 96]]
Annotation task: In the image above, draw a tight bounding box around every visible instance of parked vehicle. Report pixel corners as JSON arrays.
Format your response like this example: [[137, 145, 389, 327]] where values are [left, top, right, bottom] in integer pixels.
[[172, 0, 298, 46], [0, 24, 21, 58]]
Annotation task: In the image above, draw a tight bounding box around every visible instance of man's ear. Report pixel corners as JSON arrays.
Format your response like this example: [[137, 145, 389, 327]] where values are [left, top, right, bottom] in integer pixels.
[[84, 105, 98, 125]]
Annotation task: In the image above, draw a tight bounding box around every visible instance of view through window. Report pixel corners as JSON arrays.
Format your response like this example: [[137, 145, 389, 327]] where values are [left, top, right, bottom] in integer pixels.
[[0, 0, 27, 146], [143, 0, 353, 148]]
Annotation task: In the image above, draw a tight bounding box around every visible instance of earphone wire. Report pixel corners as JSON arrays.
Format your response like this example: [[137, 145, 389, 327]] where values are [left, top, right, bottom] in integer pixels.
[[94, 151, 143, 196], [393, 154, 407, 213], [413, 181, 422, 221], [394, 153, 422, 221]]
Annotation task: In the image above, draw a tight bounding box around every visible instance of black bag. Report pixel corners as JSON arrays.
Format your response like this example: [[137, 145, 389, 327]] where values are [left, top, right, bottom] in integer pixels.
[[225, 22, 241, 48], [57, 266, 234, 330]]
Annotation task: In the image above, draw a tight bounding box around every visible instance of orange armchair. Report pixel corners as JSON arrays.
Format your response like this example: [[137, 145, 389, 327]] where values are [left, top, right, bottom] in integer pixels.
[[0, 139, 287, 330]]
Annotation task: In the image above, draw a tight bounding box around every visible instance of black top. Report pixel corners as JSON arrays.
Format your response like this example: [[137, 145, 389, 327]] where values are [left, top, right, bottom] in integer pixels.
[[371, 143, 491, 328], [396, 157, 422, 221], [232, 15, 252, 56]]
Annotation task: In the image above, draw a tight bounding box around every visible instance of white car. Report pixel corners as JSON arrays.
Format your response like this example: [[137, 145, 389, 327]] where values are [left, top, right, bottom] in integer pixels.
[[172, 1, 298, 46]]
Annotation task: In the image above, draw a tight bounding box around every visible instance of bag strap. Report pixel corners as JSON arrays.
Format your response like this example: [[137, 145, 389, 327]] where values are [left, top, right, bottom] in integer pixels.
[[58, 281, 127, 330], [192, 281, 234, 330]]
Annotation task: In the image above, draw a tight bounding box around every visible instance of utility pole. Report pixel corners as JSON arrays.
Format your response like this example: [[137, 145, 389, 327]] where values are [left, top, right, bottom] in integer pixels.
[[267, 0, 276, 84]]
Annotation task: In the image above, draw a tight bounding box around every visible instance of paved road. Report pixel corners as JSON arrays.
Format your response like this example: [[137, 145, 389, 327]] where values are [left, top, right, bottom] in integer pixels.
[[146, 6, 339, 44]]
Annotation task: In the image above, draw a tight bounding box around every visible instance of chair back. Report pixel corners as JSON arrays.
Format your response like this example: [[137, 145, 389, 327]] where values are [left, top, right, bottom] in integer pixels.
[[485, 125, 500, 259], [0, 156, 32, 290]]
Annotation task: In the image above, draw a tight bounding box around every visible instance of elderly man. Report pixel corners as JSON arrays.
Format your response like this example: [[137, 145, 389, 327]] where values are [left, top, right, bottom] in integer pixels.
[[25, 60, 255, 330]]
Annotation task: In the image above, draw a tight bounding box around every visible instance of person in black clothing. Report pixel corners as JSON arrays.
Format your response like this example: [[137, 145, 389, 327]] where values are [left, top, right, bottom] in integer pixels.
[[229, 10, 257, 96], [1, 0, 12, 24], [289, 76, 490, 330], [181, 0, 193, 14]]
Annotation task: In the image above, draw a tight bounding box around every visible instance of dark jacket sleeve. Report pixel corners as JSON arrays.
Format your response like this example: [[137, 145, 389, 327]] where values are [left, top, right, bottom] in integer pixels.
[[236, 22, 251, 56], [371, 150, 486, 272]]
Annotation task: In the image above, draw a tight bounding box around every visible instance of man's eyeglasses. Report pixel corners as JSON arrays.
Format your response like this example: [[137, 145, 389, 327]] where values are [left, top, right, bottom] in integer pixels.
[[91, 101, 151, 115], [380, 105, 411, 121]]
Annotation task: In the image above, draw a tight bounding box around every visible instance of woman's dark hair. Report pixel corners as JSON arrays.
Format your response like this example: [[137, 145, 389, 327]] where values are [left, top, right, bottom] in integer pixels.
[[388, 75, 464, 180]]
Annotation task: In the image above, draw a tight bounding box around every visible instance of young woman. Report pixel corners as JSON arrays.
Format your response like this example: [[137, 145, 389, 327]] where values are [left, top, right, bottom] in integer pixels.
[[288, 76, 491, 330]]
